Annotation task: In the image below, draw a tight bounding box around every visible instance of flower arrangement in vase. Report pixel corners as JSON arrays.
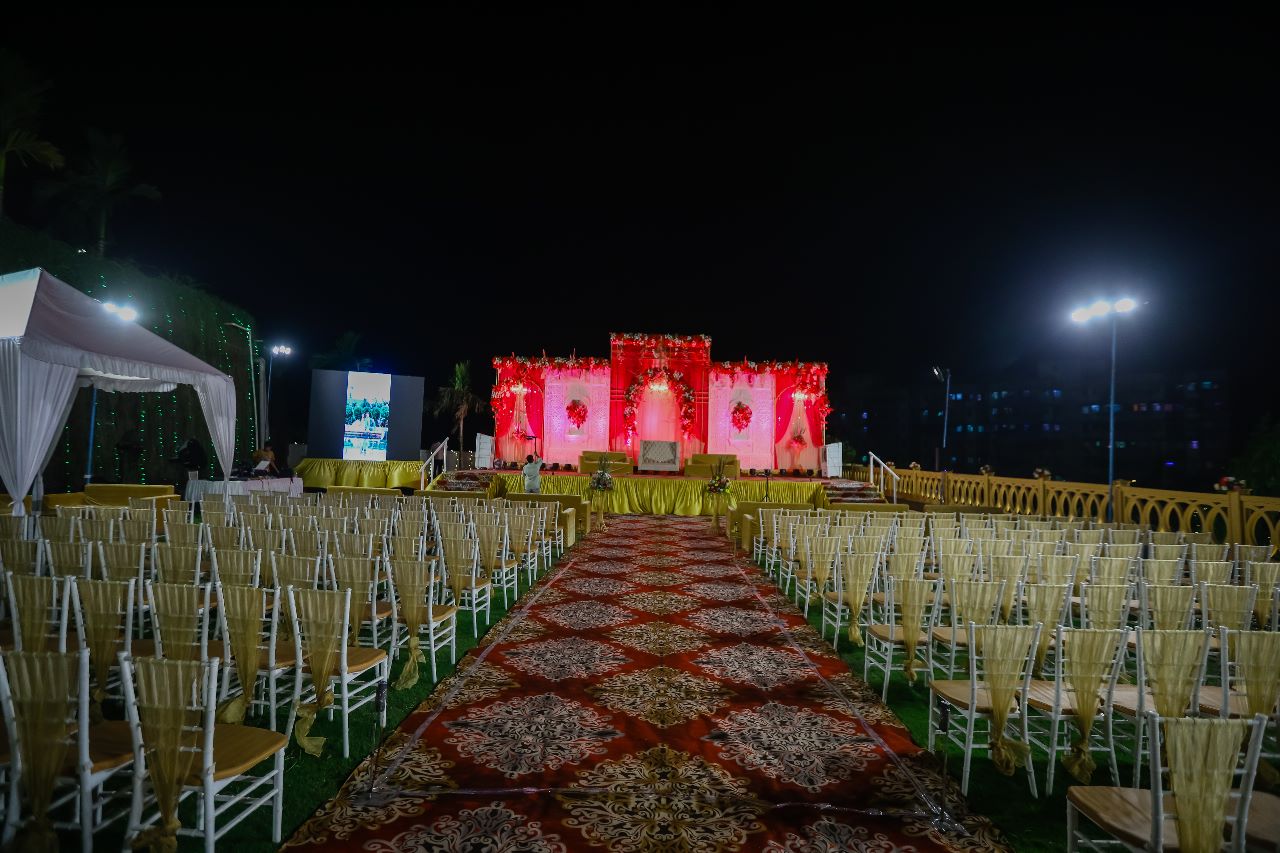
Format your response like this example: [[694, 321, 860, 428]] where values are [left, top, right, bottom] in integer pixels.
[[979, 464, 994, 476], [1213, 476, 1248, 493], [1033, 467, 1053, 480]]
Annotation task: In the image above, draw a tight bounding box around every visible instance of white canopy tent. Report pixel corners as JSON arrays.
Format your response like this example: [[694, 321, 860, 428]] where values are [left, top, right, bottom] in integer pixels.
[[0, 267, 237, 515]]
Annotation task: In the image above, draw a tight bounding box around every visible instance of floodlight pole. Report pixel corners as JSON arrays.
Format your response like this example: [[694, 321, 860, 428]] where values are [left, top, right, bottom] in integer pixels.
[[83, 388, 99, 485], [1107, 314, 1118, 522]]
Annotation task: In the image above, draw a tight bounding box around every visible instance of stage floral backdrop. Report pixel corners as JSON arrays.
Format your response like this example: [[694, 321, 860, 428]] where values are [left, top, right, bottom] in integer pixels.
[[492, 336, 830, 472]]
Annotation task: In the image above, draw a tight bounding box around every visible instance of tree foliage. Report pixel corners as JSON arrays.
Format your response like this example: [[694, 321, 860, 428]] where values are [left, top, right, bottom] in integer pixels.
[[433, 361, 487, 455], [311, 331, 372, 372], [0, 49, 64, 218], [1233, 417, 1280, 497]]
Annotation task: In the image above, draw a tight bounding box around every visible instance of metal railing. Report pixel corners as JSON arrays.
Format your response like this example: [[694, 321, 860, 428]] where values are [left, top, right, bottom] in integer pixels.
[[419, 439, 449, 491], [867, 451, 899, 505]]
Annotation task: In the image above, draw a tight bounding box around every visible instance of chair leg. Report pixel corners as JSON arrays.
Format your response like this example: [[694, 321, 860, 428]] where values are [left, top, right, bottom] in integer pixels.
[[428, 627, 437, 682], [272, 751, 284, 843], [203, 779, 216, 853], [80, 774, 93, 853], [927, 694, 937, 752], [961, 713, 976, 795], [1066, 798, 1079, 852], [1045, 717, 1059, 796], [341, 678, 352, 759]]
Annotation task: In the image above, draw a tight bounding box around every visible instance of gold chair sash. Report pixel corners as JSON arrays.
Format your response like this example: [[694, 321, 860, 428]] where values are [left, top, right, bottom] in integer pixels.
[[897, 578, 933, 682], [1164, 717, 1252, 853], [1143, 630, 1206, 718], [392, 560, 432, 691], [840, 553, 877, 644], [951, 579, 1002, 629], [6, 652, 76, 853], [1023, 583, 1069, 674], [152, 583, 202, 661], [986, 555, 1025, 621], [1201, 583, 1254, 632], [292, 588, 345, 756], [1061, 628, 1123, 783], [1084, 584, 1130, 631], [1146, 584, 1194, 631], [976, 624, 1036, 776], [1232, 631, 1280, 718], [131, 656, 203, 853], [78, 579, 130, 723], [215, 585, 264, 724], [9, 574, 55, 653]]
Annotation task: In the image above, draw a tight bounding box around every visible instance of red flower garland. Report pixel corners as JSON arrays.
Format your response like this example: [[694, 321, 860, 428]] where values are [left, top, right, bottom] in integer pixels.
[[622, 368, 697, 439], [730, 401, 752, 432], [566, 399, 588, 429]]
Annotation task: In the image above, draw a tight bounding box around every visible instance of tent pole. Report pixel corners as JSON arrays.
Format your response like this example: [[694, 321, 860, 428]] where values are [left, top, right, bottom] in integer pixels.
[[84, 387, 98, 486]]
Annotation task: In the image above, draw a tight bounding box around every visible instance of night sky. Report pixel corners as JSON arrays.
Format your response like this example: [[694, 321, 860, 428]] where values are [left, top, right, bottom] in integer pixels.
[[5, 9, 1276, 447]]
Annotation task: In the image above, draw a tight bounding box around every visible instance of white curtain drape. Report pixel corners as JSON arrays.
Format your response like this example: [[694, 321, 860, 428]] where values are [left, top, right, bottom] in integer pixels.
[[194, 375, 237, 482], [0, 340, 81, 515]]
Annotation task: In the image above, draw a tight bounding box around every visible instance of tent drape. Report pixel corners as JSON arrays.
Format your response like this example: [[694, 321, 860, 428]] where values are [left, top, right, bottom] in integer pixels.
[[0, 339, 81, 516], [0, 268, 237, 507]]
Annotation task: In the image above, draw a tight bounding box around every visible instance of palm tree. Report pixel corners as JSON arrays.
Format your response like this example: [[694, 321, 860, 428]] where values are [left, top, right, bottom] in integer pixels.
[[0, 50, 64, 219], [43, 128, 159, 257], [310, 331, 373, 372], [433, 361, 488, 458]]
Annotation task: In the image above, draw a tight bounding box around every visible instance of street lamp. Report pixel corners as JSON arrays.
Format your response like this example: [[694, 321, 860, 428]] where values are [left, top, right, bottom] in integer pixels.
[[932, 366, 951, 471], [266, 345, 293, 443], [87, 300, 140, 484], [1070, 297, 1139, 520]]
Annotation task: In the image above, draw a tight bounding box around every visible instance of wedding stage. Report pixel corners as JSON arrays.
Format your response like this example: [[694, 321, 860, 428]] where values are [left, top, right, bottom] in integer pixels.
[[493, 332, 831, 473], [492, 471, 827, 516]]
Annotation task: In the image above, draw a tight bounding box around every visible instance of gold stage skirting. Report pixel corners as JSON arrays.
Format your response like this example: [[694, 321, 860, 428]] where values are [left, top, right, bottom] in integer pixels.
[[295, 458, 424, 490], [492, 474, 827, 517]]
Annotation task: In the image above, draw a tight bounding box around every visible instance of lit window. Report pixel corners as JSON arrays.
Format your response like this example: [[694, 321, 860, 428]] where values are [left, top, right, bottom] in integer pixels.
[[1081, 405, 1090, 414], [1053, 424, 1061, 432], [956, 425, 963, 433], [1052, 389, 1062, 398], [977, 425, 985, 433], [1201, 381, 1212, 389], [1152, 403, 1162, 412], [1090, 404, 1101, 413], [1190, 440, 1199, 449], [861, 411, 868, 419], [1042, 423, 1050, 431], [1117, 441, 1126, 448]]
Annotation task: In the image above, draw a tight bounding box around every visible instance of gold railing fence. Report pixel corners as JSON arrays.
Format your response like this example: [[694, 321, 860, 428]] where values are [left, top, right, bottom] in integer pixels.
[[846, 464, 1278, 546]]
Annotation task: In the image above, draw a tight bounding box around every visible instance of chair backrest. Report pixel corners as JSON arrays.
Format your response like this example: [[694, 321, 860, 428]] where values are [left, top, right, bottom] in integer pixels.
[[1092, 556, 1133, 586], [0, 649, 88, 835], [118, 518, 156, 546], [1107, 543, 1143, 560], [1236, 545, 1274, 566], [1191, 560, 1233, 586], [1081, 583, 1131, 630], [205, 524, 242, 551], [1135, 628, 1211, 718], [948, 578, 1004, 629], [1144, 713, 1266, 853], [1245, 562, 1280, 630], [1019, 582, 1072, 670], [1199, 583, 1257, 632], [1140, 582, 1196, 631], [0, 539, 41, 575], [98, 541, 147, 583], [211, 547, 261, 587], [1032, 553, 1080, 587], [1215, 629, 1280, 722], [147, 581, 211, 661], [152, 543, 204, 585], [72, 576, 135, 709], [1108, 528, 1143, 546], [5, 572, 72, 651], [270, 553, 321, 591], [164, 520, 203, 547], [215, 583, 281, 714], [37, 516, 78, 542], [1048, 626, 1126, 730], [1187, 540, 1227, 560], [1140, 558, 1185, 586], [937, 552, 978, 587], [1074, 528, 1105, 545], [985, 554, 1026, 620], [1148, 543, 1187, 562], [1149, 530, 1183, 546], [248, 527, 286, 555], [968, 622, 1040, 770], [43, 539, 90, 577], [119, 654, 218, 841]]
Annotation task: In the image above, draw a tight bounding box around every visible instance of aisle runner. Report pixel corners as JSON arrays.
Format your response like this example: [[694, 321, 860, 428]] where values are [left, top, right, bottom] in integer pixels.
[[286, 516, 1008, 852]]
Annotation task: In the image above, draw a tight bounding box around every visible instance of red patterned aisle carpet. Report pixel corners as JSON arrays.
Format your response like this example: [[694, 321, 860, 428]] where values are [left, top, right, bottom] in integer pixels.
[[286, 516, 1008, 852]]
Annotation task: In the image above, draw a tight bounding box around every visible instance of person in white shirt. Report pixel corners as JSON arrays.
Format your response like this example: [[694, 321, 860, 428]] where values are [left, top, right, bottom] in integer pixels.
[[522, 453, 543, 493]]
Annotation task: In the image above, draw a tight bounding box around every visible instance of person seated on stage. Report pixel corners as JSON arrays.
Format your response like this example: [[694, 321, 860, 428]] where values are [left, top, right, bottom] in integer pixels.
[[252, 445, 278, 476], [522, 453, 543, 494]]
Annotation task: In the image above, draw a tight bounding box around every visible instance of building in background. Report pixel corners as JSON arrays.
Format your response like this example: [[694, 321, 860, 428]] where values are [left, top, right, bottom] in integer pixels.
[[835, 360, 1231, 491]]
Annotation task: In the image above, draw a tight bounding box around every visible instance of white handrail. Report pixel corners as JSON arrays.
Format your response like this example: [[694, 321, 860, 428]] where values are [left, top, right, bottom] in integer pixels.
[[419, 438, 449, 491], [867, 451, 899, 505]]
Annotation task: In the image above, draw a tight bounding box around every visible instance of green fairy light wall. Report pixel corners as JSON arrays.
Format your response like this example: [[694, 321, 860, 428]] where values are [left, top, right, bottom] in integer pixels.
[[1, 220, 259, 493]]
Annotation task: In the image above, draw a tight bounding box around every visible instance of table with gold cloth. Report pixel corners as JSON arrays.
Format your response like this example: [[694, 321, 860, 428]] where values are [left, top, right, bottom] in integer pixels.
[[294, 458, 425, 490], [492, 474, 827, 518]]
